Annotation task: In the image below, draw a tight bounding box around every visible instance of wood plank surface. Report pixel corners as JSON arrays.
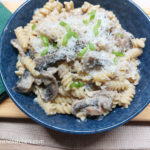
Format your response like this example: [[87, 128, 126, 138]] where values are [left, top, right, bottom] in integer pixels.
[[0, 0, 150, 121]]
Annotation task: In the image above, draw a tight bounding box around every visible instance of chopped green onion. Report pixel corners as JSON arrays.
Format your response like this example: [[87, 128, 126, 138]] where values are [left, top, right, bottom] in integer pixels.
[[113, 57, 117, 65], [65, 25, 71, 32], [62, 31, 79, 46], [97, 19, 101, 27], [52, 43, 57, 49], [62, 36, 68, 47], [90, 15, 95, 21], [72, 32, 79, 39], [88, 10, 96, 15], [59, 21, 67, 26], [60, 21, 79, 46], [59, 21, 71, 32], [116, 33, 124, 38], [69, 83, 74, 89], [93, 19, 101, 36], [90, 14, 95, 21], [70, 81, 84, 89], [62, 31, 73, 46], [41, 49, 48, 56], [32, 24, 36, 30], [88, 10, 96, 21], [83, 20, 89, 25], [88, 42, 95, 50], [112, 51, 125, 57], [66, 31, 73, 39], [78, 47, 88, 57], [40, 35, 49, 47], [93, 26, 98, 37], [74, 81, 84, 88]]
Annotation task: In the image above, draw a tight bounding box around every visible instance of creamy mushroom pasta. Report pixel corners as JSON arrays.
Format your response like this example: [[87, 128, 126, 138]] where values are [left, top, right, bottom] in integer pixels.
[[11, 0, 146, 121]]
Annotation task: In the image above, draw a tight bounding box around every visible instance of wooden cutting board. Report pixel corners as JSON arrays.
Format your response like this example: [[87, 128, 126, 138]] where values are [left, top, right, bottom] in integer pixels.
[[0, 1, 150, 121]]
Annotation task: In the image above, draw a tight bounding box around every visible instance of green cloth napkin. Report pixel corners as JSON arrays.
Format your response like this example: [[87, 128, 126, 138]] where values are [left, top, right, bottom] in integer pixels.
[[0, 3, 12, 100]]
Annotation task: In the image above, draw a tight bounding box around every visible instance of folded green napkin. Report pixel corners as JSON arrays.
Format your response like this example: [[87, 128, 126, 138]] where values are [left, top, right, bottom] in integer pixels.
[[0, 3, 12, 100]]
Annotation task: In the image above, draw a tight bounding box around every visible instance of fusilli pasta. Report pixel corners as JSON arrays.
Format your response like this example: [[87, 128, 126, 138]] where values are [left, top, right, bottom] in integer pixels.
[[58, 64, 73, 91], [132, 38, 146, 48], [21, 56, 40, 77], [14, 27, 29, 51]]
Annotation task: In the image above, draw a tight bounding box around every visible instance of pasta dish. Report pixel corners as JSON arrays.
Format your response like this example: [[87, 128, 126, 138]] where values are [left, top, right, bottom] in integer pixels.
[[11, 0, 146, 120]]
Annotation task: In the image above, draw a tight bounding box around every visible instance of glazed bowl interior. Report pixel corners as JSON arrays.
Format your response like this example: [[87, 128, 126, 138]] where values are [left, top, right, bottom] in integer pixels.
[[0, 0, 150, 134]]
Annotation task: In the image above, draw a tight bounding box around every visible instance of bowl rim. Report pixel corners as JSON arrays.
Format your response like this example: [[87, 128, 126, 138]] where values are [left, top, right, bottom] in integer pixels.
[[0, 0, 150, 134]]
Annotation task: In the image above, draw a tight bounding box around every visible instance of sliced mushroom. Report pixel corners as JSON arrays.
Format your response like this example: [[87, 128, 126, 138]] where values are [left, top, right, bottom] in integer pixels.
[[85, 106, 104, 116], [35, 39, 86, 71], [11, 39, 25, 57], [82, 52, 103, 70], [34, 67, 58, 86], [39, 71, 58, 102], [26, 49, 35, 59], [82, 51, 112, 71], [35, 53, 66, 71], [34, 78, 42, 86], [112, 28, 133, 52], [46, 67, 58, 75], [14, 70, 34, 93], [72, 90, 116, 116]]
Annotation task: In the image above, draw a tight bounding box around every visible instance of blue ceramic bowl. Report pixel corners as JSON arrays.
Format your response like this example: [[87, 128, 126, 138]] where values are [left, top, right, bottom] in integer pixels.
[[0, 0, 150, 134]]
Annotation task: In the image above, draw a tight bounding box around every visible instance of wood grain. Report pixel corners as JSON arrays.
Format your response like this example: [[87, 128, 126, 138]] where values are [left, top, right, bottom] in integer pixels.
[[2, 2, 24, 13], [0, 1, 150, 121], [0, 98, 27, 118]]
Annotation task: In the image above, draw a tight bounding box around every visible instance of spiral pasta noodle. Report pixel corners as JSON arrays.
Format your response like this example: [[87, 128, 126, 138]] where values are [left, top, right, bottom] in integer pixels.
[[55, 103, 72, 114], [14, 27, 29, 51], [58, 86, 70, 96], [35, 96, 57, 115], [132, 38, 146, 48], [21, 56, 40, 77], [121, 48, 143, 61], [59, 64, 73, 91], [93, 71, 115, 83], [15, 59, 25, 76], [53, 96, 73, 105], [64, 1, 74, 11], [113, 85, 135, 108], [71, 87, 87, 99], [106, 80, 130, 91]]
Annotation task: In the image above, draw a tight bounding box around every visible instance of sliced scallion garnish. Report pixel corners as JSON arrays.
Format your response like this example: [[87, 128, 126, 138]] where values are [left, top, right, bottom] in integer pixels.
[[60, 21, 79, 46], [112, 51, 125, 57], [89, 10, 96, 21], [32, 24, 36, 31], [69, 83, 74, 89], [116, 33, 124, 38], [93, 19, 101, 37], [88, 10, 96, 15], [40, 35, 49, 47], [59, 21, 67, 26], [59, 21, 71, 32], [78, 47, 88, 57], [83, 20, 89, 25], [65, 25, 71, 32], [52, 43, 57, 49], [41, 49, 48, 56], [70, 81, 84, 89], [88, 42, 95, 50], [62, 31, 73, 46], [113, 57, 117, 65], [62, 36, 68, 47], [72, 32, 79, 39]]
